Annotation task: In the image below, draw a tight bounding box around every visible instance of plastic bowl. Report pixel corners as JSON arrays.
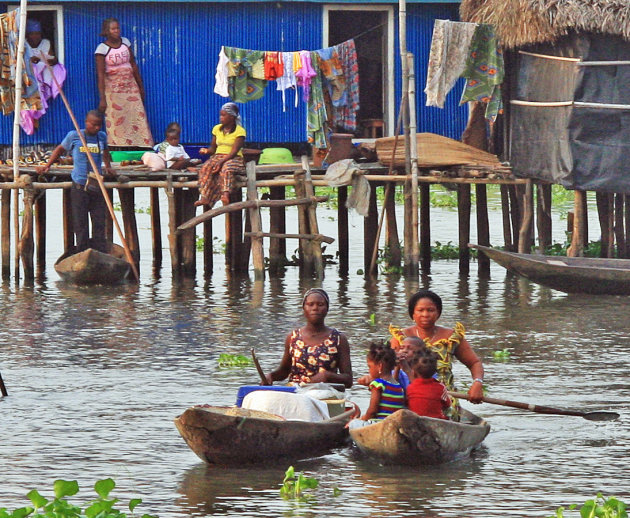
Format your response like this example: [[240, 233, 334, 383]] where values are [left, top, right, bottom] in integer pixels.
[[258, 147, 294, 165]]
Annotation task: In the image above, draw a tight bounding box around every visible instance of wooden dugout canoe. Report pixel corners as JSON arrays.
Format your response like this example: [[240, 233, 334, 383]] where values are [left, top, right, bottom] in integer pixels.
[[54, 247, 131, 285], [472, 244, 630, 295], [174, 403, 359, 466], [349, 408, 490, 466]]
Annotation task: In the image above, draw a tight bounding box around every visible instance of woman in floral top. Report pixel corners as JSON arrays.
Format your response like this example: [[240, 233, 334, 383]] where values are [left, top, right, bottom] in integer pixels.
[[265, 288, 353, 388]]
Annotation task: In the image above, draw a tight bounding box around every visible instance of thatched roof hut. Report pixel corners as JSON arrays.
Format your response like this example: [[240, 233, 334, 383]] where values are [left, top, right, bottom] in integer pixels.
[[459, 1, 630, 194]]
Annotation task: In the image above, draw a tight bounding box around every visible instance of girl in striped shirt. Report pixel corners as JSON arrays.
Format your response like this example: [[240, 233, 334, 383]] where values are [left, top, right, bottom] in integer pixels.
[[360, 342, 406, 421]]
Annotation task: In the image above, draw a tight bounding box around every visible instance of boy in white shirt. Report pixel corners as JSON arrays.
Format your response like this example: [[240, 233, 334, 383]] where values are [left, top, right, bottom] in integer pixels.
[[163, 128, 193, 170]]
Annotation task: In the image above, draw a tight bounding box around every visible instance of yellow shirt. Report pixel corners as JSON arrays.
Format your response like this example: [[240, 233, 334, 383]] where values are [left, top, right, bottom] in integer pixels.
[[212, 124, 246, 156]]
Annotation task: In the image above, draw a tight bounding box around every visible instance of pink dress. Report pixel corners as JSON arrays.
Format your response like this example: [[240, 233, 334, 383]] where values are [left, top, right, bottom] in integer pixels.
[[95, 38, 153, 147]]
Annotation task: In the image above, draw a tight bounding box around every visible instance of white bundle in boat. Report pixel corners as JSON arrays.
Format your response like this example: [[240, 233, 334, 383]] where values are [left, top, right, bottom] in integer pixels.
[[241, 391, 330, 422]]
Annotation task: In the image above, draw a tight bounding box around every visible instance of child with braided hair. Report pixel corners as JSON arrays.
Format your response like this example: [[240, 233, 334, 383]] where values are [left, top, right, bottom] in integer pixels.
[[360, 341, 405, 421], [407, 348, 451, 420]]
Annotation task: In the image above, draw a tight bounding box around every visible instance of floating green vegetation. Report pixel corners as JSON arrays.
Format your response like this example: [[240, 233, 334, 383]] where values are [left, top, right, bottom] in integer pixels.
[[493, 348, 511, 361], [195, 236, 226, 254], [548, 493, 627, 518], [280, 466, 319, 501], [542, 241, 603, 258], [0, 478, 157, 518], [367, 313, 376, 326], [217, 353, 252, 368]]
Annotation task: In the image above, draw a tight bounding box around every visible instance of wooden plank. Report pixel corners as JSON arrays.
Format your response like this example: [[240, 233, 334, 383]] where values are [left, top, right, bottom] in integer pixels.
[[246, 161, 265, 280], [245, 232, 334, 244]]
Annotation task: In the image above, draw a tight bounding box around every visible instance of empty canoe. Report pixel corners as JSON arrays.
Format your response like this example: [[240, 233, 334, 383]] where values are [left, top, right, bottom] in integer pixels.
[[54, 247, 130, 285]]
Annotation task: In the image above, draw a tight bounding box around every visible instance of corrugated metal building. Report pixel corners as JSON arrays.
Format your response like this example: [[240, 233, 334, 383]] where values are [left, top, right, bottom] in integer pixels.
[[0, 0, 466, 146]]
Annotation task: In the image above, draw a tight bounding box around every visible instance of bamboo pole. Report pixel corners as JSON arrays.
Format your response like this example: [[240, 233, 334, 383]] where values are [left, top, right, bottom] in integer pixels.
[[246, 161, 265, 280], [407, 52, 419, 273], [419, 183, 430, 270]]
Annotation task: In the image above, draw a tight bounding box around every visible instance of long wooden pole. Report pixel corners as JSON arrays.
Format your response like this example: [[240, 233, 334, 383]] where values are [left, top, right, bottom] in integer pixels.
[[41, 55, 139, 281], [407, 52, 419, 272]]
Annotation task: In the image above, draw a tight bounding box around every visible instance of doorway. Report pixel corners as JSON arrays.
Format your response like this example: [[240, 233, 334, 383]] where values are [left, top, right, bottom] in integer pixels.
[[324, 6, 394, 137]]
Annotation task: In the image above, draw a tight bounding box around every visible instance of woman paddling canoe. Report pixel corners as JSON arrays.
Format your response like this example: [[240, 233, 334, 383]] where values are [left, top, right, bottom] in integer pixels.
[[390, 289, 484, 420], [265, 288, 353, 388]]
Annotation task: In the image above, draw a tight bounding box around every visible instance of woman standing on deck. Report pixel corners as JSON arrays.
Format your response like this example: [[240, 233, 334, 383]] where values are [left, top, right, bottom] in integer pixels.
[[265, 288, 353, 388], [95, 18, 153, 147], [195, 102, 246, 207], [390, 289, 484, 420]]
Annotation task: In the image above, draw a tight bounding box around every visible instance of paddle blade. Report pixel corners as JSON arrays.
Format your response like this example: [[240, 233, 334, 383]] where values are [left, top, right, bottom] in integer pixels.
[[583, 411, 620, 422]]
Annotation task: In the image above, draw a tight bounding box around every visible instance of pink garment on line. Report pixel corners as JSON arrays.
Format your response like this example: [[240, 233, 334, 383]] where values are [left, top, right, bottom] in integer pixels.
[[295, 50, 316, 102], [20, 62, 66, 135]]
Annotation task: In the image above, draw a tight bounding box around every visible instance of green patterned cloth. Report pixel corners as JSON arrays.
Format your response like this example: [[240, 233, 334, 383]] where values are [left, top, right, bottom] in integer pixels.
[[460, 24, 504, 122], [307, 51, 328, 149], [224, 47, 267, 103]]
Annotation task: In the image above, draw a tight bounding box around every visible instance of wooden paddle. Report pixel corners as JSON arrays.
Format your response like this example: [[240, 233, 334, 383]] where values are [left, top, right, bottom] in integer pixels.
[[251, 348, 270, 385], [449, 392, 619, 422]]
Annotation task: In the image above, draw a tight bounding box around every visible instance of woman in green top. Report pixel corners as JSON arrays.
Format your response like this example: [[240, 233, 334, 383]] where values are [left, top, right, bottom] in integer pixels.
[[195, 102, 246, 207]]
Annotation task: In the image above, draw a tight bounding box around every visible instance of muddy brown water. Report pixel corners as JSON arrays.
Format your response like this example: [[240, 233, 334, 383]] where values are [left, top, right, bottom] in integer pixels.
[[1, 190, 628, 517]]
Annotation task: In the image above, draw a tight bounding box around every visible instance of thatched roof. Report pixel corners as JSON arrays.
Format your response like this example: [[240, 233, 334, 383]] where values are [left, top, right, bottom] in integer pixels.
[[460, 0, 630, 48]]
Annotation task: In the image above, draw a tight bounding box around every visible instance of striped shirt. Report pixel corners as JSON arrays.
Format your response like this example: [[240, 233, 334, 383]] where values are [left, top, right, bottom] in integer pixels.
[[370, 378, 405, 420]]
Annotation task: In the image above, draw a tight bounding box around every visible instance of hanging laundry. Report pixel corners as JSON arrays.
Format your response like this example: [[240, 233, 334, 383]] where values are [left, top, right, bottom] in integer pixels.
[[264, 51, 284, 81], [224, 46, 267, 103], [295, 50, 316, 102], [424, 19, 477, 109], [459, 24, 504, 122], [315, 47, 346, 107], [306, 51, 328, 150], [330, 39, 359, 133], [0, 10, 41, 118], [276, 51, 297, 111], [214, 46, 229, 97]]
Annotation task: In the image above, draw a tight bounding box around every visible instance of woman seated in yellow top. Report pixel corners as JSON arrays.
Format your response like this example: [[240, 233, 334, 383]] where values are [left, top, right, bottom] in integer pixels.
[[195, 102, 246, 207]]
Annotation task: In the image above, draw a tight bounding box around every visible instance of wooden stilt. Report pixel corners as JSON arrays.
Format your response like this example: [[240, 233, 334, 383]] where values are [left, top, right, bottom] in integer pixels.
[[364, 182, 378, 276], [105, 188, 114, 245], [536, 183, 552, 252], [384, 184, 401, 268], [614, 193, 625, 258], [518, 179, 534, 254], [596, 192, 614, 258], [268, 185, 287, 273], [625, 195, 630, 258], [166, 174, 180, 274], [229, 189, 245, 272], [500, 185, 513, 252], [1, 189, 11, 279], [293, 170, 312, 275], [62, 187, 74, 254], [508, 185, 521, 251], [150, 187, 162, 268], [337, 186, 349, 275], [180, 189, 197, 276], [18, 183, 34, 280], [567, 190, 586, 257], [475, 184, 490, 274], [457, 184, 471, 275], [301, 157, 324, 278], [420, 183, 431, 271], [403, 179, 415, 275], [581, 190, 589, 246], [118, 188, 140, 270], [203, 205, 213, 277], [246, 161, 265, 280], [34, 190, 45, 271]]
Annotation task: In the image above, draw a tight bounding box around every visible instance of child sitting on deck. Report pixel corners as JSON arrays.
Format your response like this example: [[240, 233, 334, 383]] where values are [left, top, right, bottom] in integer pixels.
[[406, 348, 451, 420], [359, 341, 405, 421]]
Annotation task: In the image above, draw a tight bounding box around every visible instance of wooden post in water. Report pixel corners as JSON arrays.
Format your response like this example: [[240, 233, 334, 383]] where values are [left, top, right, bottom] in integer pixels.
[[301, 156, 324, 278], [596, 192, 614, 258], [268, 185, 286, 273], [476, 183, 490, 274], [614, 193, 625, 258], [118, 188, 140, 269], [457, 184, 471, 274], [364, 183, 378, 276], [625, 195, 630, 258], [18, 180, 35, 279], [34, 190, 46, 271], [500, 185, 513, 251], [246, 161, 265, 280], [508, 185, 521, 251], [229, 189, 246, 272], [337, 186, 349, 275], [62, 187, 74, 254], [536, 183, 552, 252], [384, 184, 401, 268], [293, 170, 312, 275], [105, 188, 114, 245], [403, 179, 414, 274], [166, 173, 180, 273], [420, 183, 431, 271], [180, 189, 197, 276], [567, 190, 586, 257], [150, 187, 162, 268], [518, 179, 534, 254], [203, 205, 213, 277], [1, 189, 11, 279]]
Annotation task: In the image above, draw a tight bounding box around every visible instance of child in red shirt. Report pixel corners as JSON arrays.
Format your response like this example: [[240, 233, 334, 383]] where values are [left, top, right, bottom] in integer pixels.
[[406, 348, 451, 420]]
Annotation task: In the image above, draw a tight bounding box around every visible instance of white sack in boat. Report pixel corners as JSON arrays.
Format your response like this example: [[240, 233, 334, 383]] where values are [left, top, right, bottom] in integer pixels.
[[241, 391, 330, 422]]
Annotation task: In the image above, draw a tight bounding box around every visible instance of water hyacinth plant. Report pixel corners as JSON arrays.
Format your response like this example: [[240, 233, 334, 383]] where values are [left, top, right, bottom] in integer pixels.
[[0, 478, 157, 518], [548, 493, 627, 518]]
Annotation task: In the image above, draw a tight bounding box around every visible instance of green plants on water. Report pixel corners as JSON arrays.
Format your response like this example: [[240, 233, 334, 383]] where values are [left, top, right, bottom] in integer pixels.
[[548, 493, 627, 518], [367, 313, 376, 326], [217, 353, 252, 368], [0, 478, 157, 518], [279, 466, 319, 501], [493, 348, 511, 361], [195, 236, 226, 254]]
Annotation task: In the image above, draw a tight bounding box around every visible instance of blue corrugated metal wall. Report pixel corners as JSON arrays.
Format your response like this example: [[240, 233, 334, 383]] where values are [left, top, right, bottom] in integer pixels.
[[0, 2, 466, 145]]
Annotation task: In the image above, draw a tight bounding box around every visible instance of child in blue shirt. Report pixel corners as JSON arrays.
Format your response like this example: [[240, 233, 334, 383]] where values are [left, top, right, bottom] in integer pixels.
[[38, 110, 114, 253]]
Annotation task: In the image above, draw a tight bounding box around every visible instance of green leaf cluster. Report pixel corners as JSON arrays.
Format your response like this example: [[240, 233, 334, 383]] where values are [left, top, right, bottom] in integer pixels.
[[279, 466, 319, 501], [549, 493, 627, 518], [0, 478, 157, 518], [217, 353, 252, 368], [493, 348, 511, 361]]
